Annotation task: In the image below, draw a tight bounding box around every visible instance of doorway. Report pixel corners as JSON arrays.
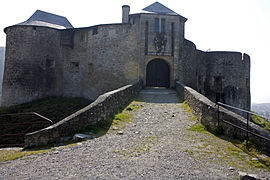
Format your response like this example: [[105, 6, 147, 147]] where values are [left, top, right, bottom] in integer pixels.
[[146, 59, 170, 87]]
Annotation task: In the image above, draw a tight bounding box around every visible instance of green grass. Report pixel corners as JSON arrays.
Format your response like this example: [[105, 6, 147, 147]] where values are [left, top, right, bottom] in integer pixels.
[[181, 101, 270, 172], [85, 100, 141, 137], [0, 148, 53, 162], [0, 140, 81, 162], [181, 101, 192, 113], [251, 113, 270, 134], [187, 122, 206, 132]]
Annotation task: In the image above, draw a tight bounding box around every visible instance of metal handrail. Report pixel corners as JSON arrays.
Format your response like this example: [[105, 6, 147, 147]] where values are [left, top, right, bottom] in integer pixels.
[[0, 112, 53, 147], [216, 102, 270, 149], [0, 112, 53, 123], [217, 102, 270, 120]]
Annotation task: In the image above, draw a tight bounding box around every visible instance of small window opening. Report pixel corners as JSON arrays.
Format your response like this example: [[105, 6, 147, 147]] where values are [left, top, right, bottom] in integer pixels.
[[154, 18, 159, 33], [71, 62, 79, 71], [246, 78, 249, 87], [145, 21, 149, 55], [214, 76, 223, 92], [198, 75, 203, 86], [161, 18, 166, 33], [80, 34, 84, 41], [46, 59, 55, 69], [92, 27, 98, 35], [87, 63, 94, 73]]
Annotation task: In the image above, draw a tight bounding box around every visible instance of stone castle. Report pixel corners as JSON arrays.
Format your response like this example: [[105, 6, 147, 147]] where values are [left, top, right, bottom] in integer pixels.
[[1, 2, 250, 111]]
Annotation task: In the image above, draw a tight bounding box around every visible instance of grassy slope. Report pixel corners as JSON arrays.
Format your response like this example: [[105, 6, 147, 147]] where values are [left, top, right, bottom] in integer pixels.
[[0, 97, 92, 146], [0, 96, 92, 123]]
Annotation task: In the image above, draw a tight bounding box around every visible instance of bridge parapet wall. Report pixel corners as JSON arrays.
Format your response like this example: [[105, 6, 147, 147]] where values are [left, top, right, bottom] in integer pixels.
[[25, 80, 143, 147], [176, 81, 270, 153]]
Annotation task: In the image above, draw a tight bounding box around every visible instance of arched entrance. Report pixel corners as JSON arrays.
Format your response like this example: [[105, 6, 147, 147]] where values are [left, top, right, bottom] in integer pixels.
[[146, 59, 170, 87]]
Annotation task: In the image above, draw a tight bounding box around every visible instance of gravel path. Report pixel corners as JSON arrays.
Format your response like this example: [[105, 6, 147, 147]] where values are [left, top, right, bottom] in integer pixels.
[[0, 88, 269, 179]]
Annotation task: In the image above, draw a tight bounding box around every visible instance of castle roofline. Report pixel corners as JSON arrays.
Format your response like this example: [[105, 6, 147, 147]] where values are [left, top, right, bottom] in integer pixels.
[[4, 24, 64, 33], [130, 13, 187, 22], [4, 10, 73, 32], [143, 2, 177, 14]]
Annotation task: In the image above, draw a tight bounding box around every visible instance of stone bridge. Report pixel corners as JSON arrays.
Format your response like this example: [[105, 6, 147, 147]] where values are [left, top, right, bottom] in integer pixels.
[[0, 88, 269, 179]]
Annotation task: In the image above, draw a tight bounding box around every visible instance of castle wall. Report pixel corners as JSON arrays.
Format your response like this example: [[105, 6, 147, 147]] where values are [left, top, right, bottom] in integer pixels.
[[1, 10, 250, 112], [182, 39, 198, 89], [1, 26, 62, 106], [182, 39, 250, 112], [203, 52, 250, 111], [61, 23, 140, 100]]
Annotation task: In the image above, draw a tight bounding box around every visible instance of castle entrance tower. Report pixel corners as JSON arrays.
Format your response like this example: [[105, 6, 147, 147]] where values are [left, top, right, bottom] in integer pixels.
[[131, 2, 187, 88]]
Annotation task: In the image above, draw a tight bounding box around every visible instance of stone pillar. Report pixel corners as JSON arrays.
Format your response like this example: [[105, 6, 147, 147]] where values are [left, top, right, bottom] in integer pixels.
[[122, 5, 130, 24]]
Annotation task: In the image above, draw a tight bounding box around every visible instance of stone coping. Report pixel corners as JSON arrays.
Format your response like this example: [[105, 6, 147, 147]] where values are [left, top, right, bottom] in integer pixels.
[[25, 80, 142, 147]]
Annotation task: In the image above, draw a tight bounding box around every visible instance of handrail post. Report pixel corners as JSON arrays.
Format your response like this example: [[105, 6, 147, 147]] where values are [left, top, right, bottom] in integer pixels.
[[217, 103, 220, 127], [246, 112, 250, 150]]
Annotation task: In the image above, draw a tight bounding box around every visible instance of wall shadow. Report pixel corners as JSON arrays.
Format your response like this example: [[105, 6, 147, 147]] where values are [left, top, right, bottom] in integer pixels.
[[136, 87, 180, 104]]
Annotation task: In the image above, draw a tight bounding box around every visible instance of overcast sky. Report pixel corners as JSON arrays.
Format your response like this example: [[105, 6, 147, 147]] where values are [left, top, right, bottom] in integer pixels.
[[0, 0, 269, 103]]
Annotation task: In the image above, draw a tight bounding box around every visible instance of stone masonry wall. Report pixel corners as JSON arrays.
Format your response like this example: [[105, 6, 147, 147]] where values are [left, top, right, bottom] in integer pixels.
[[1, 26, 62, 107], [182, 38, 250, 114], [25, 80, 143, 147], [176, 81, 270, 152], [61, 23, 140, 101], [182, 39, 198, 89], [203, 52, 250, 112]]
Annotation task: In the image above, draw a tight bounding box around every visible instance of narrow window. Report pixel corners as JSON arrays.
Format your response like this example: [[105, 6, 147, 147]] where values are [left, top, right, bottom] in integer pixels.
[[161, 18, 166, 33], [71, 62, 79, 73], [246, 78, 249, 87], [171, 22, 174, 56], [214, 76, 223, 92], [46, 59, 55, 69], [87, 63, 94, 73], [198, 75, 203, 86], [80, 34, 84, 41], [145, 21, 149, 55], [92, 27, 98, 35], [154, 18, 159, 33]]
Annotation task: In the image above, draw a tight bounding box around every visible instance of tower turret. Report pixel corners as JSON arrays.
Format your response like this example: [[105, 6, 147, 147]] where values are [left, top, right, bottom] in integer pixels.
[[122, 5, 130, 23]]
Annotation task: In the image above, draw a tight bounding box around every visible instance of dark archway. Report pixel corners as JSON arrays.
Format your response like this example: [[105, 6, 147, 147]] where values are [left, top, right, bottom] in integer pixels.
[[146, 59, 170, 87]]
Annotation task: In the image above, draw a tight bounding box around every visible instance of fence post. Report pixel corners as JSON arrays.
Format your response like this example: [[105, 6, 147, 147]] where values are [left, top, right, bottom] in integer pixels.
[[246, 112, 250, 149], [217, 103, 220, 127]]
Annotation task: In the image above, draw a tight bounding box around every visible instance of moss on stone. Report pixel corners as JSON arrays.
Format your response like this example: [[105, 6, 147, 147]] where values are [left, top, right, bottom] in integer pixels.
[[181, 101, 192, 113], [85, 100, 141, 136], [251, 113, 270, 134], [187, 123, 206, 132]]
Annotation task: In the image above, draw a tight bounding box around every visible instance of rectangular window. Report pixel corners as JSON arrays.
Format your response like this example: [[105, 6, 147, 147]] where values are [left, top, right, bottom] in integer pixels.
[[171, 22, 174, 56], [161, 18, 166, 33], [155, 18, 159, 33], [145, 21, 149, 55]]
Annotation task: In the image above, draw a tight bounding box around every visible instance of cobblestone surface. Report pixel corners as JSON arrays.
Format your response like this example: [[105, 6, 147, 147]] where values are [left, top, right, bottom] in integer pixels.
[[0, 88, 269, 179]]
